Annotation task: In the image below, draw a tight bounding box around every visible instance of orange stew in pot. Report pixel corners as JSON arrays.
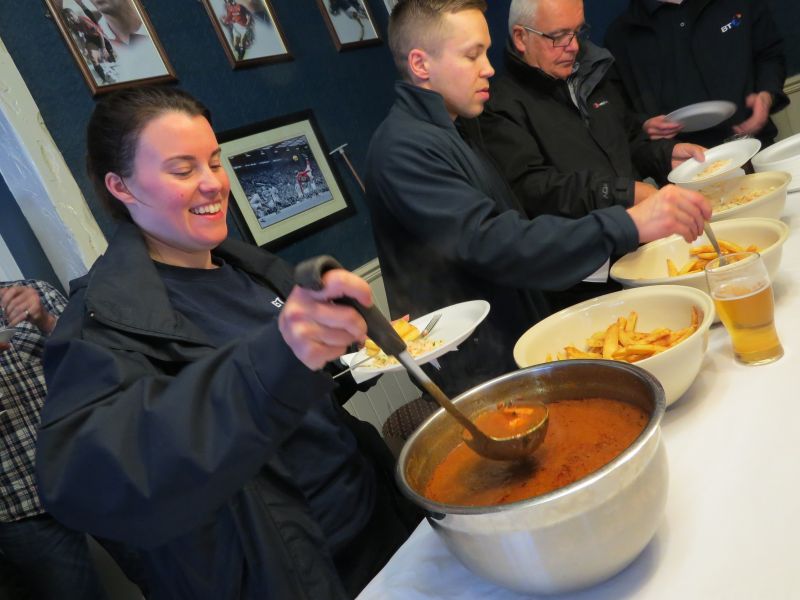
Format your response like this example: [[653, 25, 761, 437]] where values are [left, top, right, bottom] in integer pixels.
[[423, 398, 648, 506]]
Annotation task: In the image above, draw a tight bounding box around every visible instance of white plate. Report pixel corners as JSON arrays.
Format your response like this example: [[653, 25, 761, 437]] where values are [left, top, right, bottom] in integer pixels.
[[340, 300, 490, 383], [0, 328, 17, 344], [665, 100, 737, 133], [668, 138, 762, 189]]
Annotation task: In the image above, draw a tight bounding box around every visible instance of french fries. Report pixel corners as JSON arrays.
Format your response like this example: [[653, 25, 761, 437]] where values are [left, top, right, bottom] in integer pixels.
[[365, 315, 420, 356], [667, 239, 759, 276], [545, 308, 702, 364]]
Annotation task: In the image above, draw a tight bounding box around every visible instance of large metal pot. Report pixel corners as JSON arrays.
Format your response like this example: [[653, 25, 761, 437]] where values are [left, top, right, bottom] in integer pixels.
[[397, 360, 668, 595]]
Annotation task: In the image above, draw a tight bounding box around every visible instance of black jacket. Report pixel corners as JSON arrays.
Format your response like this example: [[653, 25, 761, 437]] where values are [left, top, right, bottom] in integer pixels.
[[480, 41, 675, 219], [605, 0, 789, 147], [36, 223, 393, 600], [364, 82, 640, 396]]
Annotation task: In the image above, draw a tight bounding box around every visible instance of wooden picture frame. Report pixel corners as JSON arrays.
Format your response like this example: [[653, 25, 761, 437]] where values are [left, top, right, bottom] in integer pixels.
[[218, 111, 355, 249], [200, 0, 291, 68], [45, 0, 175, 95], [316, 0, 381, 51]]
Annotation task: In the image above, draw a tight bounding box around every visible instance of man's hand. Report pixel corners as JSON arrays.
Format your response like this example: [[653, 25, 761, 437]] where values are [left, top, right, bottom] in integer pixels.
[[627, 184, 711, 243], [643, 115, 683, 140], [279, 269, 372, 371], [0, 286, 56, 333], [0, 342, 9, 353], [732, 92, 773, 137], [633, 181, 658, 204], [671, 143, 706, 170]]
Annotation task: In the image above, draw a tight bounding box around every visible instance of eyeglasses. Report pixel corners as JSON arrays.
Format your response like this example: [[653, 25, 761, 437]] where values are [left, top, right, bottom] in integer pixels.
[[519, 24, 591, 48]]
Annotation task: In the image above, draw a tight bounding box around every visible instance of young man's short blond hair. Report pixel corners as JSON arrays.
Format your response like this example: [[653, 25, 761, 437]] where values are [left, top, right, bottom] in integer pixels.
[[388, 0, 488, 81]]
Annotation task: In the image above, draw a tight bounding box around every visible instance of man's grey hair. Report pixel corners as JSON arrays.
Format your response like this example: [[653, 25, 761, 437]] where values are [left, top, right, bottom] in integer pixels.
[[508, 0, 540, 37]]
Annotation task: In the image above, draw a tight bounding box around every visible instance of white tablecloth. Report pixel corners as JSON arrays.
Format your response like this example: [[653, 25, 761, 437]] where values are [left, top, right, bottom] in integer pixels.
[[358, 192, 800, 600]]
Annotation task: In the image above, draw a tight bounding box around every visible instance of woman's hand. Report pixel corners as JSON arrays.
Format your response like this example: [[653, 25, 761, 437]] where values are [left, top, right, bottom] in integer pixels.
[[279, 269, 372, 370]]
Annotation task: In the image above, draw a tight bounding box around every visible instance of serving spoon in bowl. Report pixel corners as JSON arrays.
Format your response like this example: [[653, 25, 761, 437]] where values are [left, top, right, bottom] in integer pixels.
[[703, 222, 728, 266], [295, 255, 549, 462]]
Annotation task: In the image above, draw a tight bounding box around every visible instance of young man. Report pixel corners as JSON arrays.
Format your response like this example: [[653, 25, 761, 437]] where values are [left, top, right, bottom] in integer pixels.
[[364, 0, 710, 396]]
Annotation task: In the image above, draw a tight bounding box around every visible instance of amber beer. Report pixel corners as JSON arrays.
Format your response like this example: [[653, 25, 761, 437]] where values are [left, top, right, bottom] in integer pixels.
[[706, 252, 783, 365], [712, 281, 783, 364]]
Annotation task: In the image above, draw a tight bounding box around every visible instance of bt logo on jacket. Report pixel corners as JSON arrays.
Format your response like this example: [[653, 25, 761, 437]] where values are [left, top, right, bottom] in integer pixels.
[[721, 13, 743, 33]]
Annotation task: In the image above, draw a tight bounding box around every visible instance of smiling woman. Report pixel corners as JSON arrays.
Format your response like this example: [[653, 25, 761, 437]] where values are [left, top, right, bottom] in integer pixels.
[[35, 86, 422, 599]]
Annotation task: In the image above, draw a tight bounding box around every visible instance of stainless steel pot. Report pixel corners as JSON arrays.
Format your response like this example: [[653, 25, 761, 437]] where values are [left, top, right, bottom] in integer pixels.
[[396, 359, 668, 595]]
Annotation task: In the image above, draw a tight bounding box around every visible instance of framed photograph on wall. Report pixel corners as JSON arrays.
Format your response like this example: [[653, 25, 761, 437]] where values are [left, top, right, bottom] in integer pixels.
[[200, 0, 291, 68], [316, 0, 381, 51], [45, 0, 175, 95], [382, 0, 399, 14], [219, 111, 355, 248]]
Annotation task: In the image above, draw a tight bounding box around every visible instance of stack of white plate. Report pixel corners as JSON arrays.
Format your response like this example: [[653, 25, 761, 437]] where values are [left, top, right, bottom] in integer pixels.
[[752, 132, 800, 193]]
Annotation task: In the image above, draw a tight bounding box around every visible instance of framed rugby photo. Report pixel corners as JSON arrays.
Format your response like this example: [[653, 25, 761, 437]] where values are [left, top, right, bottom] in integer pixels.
[[45, 0, 175, 95], [218, 111, 354, 248], [316, 0, 381, 51], [200, 0, 291, 68]]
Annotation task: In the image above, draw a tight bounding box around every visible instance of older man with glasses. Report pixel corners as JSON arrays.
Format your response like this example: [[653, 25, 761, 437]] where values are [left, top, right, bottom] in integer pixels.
[[479, 0, 705, 310]]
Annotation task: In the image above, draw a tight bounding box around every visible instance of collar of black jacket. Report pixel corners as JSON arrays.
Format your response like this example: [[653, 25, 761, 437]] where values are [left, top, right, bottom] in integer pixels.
[[394, 80, 459, 131], [79, 221, 295, 342], [503, 39, 612, 97]]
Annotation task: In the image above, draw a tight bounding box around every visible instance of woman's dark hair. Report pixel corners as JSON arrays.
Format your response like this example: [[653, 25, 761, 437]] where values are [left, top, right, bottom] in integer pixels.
[[86, 86, 211, 220]]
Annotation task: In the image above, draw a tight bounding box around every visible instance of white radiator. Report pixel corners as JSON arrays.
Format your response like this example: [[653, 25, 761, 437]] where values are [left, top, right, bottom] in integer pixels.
[[342, 258, 421, 432], [773, 74, 800, 140]]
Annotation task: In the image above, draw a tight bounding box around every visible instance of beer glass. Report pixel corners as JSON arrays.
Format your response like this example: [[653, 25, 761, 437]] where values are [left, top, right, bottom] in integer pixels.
[[705, 252, 783, 365]]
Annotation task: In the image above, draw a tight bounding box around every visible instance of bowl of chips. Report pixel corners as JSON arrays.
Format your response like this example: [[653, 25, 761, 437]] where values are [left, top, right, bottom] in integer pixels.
[[609, 218, 788, 303], [513, 286, 714, 406], [699, 171, 791, 222]]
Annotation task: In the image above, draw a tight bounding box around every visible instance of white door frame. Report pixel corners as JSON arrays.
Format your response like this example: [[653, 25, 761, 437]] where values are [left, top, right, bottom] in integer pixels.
[[0, 36, 106, 289]]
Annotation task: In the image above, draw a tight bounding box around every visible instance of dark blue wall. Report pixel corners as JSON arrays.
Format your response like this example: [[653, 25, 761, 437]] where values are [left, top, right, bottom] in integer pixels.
[[0, 0, 796, 277], [0, 0, 399, 270]]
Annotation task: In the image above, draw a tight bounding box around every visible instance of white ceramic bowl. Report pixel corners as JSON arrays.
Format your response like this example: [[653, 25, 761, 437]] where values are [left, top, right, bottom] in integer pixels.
[[752, 133, 800, 192], [609, 218, 789, 298], [699, 171, 791, 222], [513, 286, 714, 406], [668, 138, 761, 190]]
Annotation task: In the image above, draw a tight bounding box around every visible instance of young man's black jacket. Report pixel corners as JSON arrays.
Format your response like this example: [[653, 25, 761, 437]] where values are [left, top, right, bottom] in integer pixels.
[[364, 82, 640, 397], [605, 0, 788, 147], [480, 41, 675, 220]]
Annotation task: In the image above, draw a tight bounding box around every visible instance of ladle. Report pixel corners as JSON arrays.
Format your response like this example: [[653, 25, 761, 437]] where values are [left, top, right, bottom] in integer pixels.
[[704, 222, 727, 266], [295, 255, 549, 462]]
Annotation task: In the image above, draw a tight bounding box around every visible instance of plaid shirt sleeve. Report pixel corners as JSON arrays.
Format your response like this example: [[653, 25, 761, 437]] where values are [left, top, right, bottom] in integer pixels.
[[0, 279, 67, 521]]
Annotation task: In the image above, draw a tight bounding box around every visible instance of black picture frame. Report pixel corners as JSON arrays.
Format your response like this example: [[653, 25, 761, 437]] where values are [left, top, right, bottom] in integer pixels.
[[316, 0, 382, 51], [200, 0, 292, 69], [218, 111, 355, 249], [45, 0, 176, 95]]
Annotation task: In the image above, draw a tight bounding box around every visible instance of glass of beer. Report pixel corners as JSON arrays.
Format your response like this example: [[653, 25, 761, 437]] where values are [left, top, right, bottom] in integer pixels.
[[705, 252, 783, 365]]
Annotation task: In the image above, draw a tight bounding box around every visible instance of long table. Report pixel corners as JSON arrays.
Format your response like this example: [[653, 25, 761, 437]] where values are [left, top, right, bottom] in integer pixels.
[[358, 191, 800, 600]]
